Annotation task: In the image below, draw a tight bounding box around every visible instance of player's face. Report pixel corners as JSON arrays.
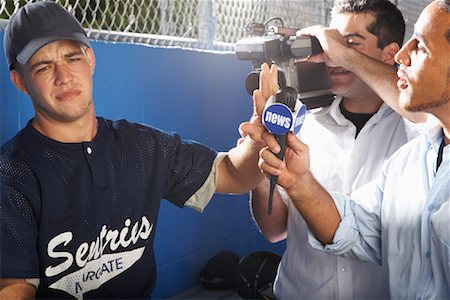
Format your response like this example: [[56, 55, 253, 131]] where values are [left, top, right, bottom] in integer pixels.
[[395, 1, 449, 116], [329, 13, 385, 97], [17, 40, 95, 124]]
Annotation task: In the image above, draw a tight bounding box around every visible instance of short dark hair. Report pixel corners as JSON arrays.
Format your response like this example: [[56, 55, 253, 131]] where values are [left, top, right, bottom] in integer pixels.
[[437, 0, 450, 45], [438, 0, 450, 10], [331, 0, 405, 48]]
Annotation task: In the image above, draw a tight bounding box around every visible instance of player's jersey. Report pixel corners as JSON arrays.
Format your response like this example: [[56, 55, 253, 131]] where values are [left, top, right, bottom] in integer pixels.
[[0, 117, 217, 299]]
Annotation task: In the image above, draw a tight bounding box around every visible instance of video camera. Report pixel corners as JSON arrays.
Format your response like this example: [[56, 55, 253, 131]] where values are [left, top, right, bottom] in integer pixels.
[[235, 18, 335, 109]]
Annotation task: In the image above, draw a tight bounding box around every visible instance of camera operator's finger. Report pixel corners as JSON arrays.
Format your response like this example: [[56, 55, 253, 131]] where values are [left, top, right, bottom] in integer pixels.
[[296, 25, 326, 37], [301, 27, 348, 68], [307, 53, 326, 63]]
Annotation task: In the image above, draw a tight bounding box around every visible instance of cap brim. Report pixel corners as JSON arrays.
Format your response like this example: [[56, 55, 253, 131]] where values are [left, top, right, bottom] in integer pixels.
[[16, 32, 91, 65]]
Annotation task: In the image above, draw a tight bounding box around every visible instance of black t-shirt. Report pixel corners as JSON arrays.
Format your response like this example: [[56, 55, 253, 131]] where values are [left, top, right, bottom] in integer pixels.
[[0, 117, 217, 299], [339, 103, 375, 138]]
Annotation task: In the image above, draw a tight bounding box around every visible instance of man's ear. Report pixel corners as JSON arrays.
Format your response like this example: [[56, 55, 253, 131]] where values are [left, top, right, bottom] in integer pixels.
[[10, 70, 30, 95], [85, 47, 96, 74], [381, 42, 400, 65]]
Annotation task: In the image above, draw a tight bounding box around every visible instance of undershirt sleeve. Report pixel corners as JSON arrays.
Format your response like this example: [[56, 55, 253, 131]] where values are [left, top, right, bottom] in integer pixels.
[[184, 153, 226, 212]]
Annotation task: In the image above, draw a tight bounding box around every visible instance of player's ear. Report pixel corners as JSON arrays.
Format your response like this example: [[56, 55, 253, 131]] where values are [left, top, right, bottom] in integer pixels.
[[10, 70, 30, 95]]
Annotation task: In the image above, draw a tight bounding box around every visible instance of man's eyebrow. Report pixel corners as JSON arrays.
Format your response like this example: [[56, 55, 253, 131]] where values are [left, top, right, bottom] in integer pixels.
[[29, 49, 85, 70], [30, 59, 52, 70], [65, 49, 85, 58], [343, 33, 366, 40]]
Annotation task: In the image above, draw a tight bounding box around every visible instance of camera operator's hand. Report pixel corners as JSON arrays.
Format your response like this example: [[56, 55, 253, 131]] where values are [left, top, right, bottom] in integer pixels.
[[239, 63, 281, 153], [297, 25, 353, 68]]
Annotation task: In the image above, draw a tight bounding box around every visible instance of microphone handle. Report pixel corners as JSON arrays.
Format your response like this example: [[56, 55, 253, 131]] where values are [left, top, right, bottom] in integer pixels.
[[268, 133, 288, 215]]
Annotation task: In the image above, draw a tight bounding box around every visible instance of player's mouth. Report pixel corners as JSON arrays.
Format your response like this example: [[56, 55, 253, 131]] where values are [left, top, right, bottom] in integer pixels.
[[56, 89, 81, 101]]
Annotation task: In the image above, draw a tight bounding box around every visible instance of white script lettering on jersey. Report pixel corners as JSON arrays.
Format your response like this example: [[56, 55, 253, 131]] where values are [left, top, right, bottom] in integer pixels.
[[45, 216, 153, 277], [49, 247, 146, 299]]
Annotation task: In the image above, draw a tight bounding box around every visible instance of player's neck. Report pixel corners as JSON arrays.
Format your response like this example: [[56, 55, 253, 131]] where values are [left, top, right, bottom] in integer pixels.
[[32, 111, 98, 143]]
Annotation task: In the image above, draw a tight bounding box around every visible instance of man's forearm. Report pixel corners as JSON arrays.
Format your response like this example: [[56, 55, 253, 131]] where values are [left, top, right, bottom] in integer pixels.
[[342, 48, 427, 123], [217, 136, 265, 194], [250, 179, 288, 242], [287, 172, 341, 244]]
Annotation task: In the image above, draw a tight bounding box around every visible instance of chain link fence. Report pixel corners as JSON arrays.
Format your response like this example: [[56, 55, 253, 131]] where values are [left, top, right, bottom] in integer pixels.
[[0, 0, 433, 52]]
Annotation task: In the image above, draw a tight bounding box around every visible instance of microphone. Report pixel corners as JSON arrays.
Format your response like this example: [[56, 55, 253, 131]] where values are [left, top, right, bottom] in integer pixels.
[[267, 87, 298, 214]]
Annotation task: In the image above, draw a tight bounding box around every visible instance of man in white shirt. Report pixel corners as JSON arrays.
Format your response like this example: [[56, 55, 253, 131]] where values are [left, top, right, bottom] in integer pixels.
[[250, 0, 428, 299], [254, 0, 449, 298]]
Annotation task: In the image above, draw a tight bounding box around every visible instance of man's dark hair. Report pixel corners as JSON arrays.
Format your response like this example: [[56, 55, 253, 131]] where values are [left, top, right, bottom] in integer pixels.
[[331, 0, 405, 48], [437, 0, 450, 44], [439, 0, 450, 10]]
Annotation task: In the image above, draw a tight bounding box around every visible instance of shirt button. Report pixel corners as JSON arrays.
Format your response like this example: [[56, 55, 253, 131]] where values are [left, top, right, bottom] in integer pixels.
[[425, 251, 431, 258], [86, 147, 93, 155], [340, 267, 346, 272], [427, 205, 435, 211]]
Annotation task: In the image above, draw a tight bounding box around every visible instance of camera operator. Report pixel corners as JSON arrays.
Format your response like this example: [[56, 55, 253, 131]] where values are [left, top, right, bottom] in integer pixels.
[[249, 1, 430, 299]]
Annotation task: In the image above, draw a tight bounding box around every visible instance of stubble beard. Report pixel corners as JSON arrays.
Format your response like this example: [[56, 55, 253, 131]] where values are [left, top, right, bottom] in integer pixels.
[[404, 69, 450, 112], [406, 92, 449, 112]]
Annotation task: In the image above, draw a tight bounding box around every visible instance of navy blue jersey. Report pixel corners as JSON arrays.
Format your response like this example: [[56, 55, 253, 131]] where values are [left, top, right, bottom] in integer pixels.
[[0, 117, 217, 299]]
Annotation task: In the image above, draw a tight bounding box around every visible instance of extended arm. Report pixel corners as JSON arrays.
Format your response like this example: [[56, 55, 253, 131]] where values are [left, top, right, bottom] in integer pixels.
[[336, 47, 427, 123], [300, 26, 427, 123]]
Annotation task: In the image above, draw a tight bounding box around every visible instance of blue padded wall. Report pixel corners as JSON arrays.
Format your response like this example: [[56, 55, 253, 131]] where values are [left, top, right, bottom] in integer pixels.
[[0, 34, 286, 299]]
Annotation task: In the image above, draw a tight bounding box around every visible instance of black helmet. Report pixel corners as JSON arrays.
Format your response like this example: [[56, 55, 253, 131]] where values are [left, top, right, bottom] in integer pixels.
[[235, 251, 281, 299]]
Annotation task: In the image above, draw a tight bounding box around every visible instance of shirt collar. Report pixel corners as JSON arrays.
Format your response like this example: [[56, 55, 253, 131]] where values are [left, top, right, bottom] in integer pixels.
[[322, 96, 394, 126], [425, 124, 445, 152]]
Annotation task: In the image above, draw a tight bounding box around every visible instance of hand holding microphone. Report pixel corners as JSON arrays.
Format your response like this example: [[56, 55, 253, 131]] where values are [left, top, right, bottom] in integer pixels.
[[262, 86, 306, 214]]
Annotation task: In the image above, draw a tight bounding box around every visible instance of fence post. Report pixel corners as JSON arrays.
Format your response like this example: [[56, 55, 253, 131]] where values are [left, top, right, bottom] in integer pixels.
[[197, 0, 216, 50]]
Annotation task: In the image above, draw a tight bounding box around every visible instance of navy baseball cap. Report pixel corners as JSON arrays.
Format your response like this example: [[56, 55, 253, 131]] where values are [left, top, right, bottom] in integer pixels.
[[3, 1, 91, 69]]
